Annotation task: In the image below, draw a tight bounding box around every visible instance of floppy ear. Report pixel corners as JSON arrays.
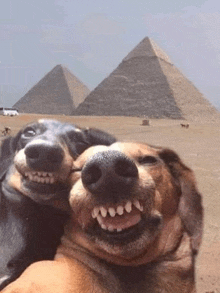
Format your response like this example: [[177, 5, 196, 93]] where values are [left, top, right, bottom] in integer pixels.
[[83, 128, 116, 146], [0, 131, 22, 180], [159, 148, 203, 255]]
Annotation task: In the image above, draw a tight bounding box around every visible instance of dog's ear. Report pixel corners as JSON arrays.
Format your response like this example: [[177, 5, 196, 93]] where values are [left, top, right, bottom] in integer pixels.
[[159, 148, 203, 255], [83, 128, 116, 146], [0, 137, 15, 180], [0, 131, 22, 180]]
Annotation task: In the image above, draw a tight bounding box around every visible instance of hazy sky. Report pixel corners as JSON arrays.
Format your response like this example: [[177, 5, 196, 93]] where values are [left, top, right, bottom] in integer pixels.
[[1, 0, 220, 109]]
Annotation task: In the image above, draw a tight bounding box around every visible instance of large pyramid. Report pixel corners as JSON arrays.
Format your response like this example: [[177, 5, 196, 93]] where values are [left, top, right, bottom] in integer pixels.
[[13, 65, 90, 115], [75, 37, 219, 121]]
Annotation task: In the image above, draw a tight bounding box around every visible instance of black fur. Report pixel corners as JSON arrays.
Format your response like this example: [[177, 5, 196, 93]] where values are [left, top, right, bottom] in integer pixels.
[[0, 119, 116, 289]]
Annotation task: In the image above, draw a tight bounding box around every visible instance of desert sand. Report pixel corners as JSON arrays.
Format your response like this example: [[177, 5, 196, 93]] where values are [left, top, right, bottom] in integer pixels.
[[1, 114, 219, 293]]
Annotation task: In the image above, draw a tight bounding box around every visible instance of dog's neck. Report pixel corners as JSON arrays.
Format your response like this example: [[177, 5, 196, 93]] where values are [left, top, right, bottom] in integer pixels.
[[56, 222, 196, 293]]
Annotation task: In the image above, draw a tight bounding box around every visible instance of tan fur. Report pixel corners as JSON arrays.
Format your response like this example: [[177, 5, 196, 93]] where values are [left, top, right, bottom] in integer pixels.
[[2, 142, 203, 293]]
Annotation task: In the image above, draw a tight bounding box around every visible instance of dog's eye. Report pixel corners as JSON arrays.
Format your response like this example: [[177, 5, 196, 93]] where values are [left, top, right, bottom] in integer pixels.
[[138, 156, 158, 165], [23, 127, 36, 137]]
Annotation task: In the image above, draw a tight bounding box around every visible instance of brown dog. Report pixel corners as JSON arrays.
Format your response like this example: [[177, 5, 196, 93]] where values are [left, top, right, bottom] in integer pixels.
[[2, 142, 203, 293]]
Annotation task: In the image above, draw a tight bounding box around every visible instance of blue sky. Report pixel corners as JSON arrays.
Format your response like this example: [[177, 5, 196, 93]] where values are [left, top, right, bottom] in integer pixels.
[[1, 0, 220, 109]]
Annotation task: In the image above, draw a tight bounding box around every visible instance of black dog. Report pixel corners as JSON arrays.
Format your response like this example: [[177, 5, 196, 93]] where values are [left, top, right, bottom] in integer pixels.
[[0, 119, 116, 290]]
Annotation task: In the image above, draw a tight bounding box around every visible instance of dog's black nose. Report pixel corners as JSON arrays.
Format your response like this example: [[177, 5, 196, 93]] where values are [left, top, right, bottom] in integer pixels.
[[82, 150, 138, 199], [25, 142, 64, 171]]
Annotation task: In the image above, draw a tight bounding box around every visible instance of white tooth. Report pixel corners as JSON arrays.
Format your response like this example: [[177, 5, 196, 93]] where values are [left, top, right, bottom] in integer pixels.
[[29, 174, 34, 180], [117, 228, 122, 232], [42, 172, 48, 177], [125, 201, 132, 213], [107, 225, 114, 232], [116, 206, 124, 216], [97, 215, 103, 225], [108, 207, 116, 217], [100, 207, 107, 218], [48, 173, 53, 177], [49, 177, 55, 184], [40, 178, 45, 183], [133, 200, 144, 212], [38, 172, 42, 176], [45, 178, 50, 184], [92, 207, 100, 219], [37, 177, 41, 183], [101, 224, 107, 230]]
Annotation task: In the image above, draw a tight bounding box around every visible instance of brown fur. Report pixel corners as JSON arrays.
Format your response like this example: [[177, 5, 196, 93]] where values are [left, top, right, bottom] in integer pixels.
[[2, 142, 203, 293]]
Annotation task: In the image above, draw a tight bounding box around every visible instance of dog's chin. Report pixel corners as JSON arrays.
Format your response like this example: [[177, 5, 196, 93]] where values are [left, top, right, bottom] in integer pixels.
[[85, 214, 163, 258]]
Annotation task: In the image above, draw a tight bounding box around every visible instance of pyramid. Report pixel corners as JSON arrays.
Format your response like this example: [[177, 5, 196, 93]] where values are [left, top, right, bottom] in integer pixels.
[[13, 65, 90, 115], [75, 37, 219, 121]]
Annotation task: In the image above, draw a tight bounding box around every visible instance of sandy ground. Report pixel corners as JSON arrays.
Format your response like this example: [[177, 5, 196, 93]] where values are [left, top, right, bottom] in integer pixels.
[[1, 114, 220, 293]]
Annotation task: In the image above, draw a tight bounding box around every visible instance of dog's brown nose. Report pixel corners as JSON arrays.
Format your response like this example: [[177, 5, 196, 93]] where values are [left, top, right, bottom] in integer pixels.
[[82, 150, 138, 200], [25, 141, 64, 171]]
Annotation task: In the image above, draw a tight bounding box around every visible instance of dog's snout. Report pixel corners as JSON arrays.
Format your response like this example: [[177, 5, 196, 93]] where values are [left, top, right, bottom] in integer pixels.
[[25, 142, 64, 170], [82, 150, 138, 197]]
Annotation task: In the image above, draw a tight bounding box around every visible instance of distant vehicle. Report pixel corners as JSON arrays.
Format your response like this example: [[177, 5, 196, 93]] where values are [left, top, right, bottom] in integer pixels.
[[0, 107, 19, 116]]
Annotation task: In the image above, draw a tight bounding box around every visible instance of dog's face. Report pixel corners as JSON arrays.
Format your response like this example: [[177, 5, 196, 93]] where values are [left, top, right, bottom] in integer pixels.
[[1, 119, 116, 206], [69, 142, 203, 266]]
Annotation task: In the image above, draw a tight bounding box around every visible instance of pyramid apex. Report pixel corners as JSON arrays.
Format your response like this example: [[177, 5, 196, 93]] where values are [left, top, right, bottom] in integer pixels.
[[123, 37, 172, 64]]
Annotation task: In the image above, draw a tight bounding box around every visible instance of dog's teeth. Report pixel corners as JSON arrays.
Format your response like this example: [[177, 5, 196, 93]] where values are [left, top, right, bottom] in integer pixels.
[[40, 178, 45, 183], [125, 201, 132, 213], [108, 207, 116, 217], [42, 172, 48, 177], [49, 177, 55, 184], [29, 174, 34, 180], [97, 215, 103, 225], [116, 205, 124, 216], [133, 200, 144, 212], [37, 172, 42, 176], [48, 173, 53, 177], [101, 224, 107, 230], [45, 178, 50, 184], [117, 228, 122, 232], [107, 225, 114, 232], [100, 207, 107, 218], [92, 207, 100, 219]]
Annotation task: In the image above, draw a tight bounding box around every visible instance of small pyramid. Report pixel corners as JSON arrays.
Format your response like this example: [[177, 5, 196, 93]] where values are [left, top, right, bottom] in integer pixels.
[[75, 37, 219, 121], [13, 65, 90, 115]]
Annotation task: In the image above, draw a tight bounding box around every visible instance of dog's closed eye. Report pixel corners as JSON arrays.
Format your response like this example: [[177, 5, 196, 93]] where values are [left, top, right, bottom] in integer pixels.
[[138, 155, 158, 165]]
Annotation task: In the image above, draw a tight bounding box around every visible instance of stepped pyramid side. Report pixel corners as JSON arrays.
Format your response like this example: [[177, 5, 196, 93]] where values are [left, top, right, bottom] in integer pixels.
[[13, 65, 90, 115], [75, 37, 219, 121]]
